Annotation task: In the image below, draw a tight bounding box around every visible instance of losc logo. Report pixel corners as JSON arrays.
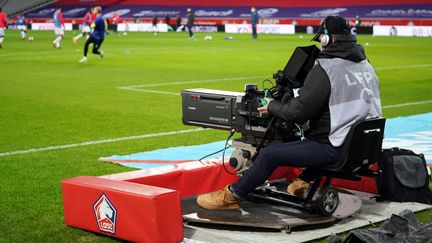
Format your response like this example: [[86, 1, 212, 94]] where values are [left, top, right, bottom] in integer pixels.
[[93, 193, 117, 234]]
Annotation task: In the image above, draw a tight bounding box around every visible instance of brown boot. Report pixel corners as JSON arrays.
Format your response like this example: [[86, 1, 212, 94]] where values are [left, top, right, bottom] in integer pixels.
[[197, 186, 240, 210], [287, 179, 310, 199]]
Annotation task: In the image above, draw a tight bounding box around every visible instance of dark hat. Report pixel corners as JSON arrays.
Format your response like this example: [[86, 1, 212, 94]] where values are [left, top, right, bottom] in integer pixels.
[[311, 16, 350, 42]]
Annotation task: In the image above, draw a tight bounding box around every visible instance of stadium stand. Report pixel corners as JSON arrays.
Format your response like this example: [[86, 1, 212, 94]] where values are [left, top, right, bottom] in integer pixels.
[[0, 0, 56, 17], [23, 0, 432, 26]]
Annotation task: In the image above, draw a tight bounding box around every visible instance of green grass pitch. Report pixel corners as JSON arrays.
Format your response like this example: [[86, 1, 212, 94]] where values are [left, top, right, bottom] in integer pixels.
[[0, 30, 431, 242]]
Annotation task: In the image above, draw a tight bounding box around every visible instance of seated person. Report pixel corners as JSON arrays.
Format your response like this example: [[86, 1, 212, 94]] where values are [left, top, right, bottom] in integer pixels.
[[197, 15, 382, 210]]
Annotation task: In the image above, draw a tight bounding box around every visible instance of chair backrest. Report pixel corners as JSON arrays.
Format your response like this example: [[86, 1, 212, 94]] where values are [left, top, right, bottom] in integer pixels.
[[331, 117, 386, 172]]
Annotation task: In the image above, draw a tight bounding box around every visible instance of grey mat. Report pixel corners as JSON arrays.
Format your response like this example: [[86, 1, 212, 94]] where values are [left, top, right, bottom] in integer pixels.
[[182, 189, 361, 232], [182, 190, 431, 243]]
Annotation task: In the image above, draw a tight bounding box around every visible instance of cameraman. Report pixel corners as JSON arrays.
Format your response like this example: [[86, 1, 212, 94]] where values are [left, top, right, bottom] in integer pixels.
[[197, 16, 382, 210]]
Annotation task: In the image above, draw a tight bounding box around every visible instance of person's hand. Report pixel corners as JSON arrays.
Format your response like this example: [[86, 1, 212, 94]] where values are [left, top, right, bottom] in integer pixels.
[[251, 149, 258, 158], [257, 98, 272, 115]]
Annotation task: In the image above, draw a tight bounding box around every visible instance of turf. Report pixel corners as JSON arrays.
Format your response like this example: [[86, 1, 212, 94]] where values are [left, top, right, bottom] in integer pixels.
[[0, 30, 431, 242]]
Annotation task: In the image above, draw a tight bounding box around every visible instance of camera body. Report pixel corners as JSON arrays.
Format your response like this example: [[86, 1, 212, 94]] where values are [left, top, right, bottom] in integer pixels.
[[181, 84, 297, 146], [181, 45, 320, 173]]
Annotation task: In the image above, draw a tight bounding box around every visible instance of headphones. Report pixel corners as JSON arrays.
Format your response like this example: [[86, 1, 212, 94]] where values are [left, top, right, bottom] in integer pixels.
[[320, 18, 331, 48]]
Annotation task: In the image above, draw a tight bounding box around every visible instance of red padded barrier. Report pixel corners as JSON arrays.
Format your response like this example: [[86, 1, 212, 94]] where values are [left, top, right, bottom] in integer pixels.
[[101, 160, 240, 198], [62, 159, 376, 242], [62, 176, 183, 243], [100, 159, 296, 198]]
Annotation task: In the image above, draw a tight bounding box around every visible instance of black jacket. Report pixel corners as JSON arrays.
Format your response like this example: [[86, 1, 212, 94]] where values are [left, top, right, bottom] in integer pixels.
[[187, 11, 194, 27], [268, 39, 367, 144]]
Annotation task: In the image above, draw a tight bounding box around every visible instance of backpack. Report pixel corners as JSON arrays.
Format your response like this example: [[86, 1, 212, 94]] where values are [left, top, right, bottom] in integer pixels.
[[376, 147, 432, 204]]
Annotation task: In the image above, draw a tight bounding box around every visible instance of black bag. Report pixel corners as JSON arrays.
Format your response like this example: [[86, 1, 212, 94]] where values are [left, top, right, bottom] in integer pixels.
[[376, 147, 432, 204], [328, 209, 432, 243]]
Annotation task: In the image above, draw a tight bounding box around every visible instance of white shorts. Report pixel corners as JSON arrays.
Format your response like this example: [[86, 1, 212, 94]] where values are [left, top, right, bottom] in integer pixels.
[[82, 25, 91, 33], [54, 27, 64, 36], [0, 28, 4, 37], [18, 25, 27, 31]]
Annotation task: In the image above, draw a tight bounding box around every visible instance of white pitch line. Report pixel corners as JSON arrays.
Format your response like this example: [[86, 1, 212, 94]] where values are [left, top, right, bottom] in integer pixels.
[[382, 100, 432, 109], [117, 64, 432, 95], [118, 75, 268, 89], [1, 100, 431, 158], [3, 66, 431, 157], [375, 63, 432, 70], [117, 86, 180, 95], [0, 128, 204, 157]]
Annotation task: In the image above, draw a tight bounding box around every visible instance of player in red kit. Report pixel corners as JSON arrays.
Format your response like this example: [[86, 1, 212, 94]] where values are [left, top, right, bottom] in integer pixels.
[[111, 11, 120, 33], [73, 8, 93, 43], [0, 8, 8, 48]]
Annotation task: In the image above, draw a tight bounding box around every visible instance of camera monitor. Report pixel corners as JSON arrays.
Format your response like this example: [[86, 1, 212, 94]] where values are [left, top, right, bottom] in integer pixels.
[[283, 45, 320, 86]]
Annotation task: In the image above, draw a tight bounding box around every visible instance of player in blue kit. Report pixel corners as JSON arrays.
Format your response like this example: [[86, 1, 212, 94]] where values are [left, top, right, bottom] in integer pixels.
[[52, 6, 64, 49], [14, 14, 27, 40], [79, 6, 105, 63]]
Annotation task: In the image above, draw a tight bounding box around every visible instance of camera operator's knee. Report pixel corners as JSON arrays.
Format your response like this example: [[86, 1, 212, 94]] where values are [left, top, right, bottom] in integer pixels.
[[255, 148, 269, 161], [256, 148, 278, 170]]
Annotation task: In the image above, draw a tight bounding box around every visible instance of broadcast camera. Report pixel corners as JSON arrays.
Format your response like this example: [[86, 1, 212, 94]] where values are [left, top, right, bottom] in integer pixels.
[[181, 45, 320, 174]]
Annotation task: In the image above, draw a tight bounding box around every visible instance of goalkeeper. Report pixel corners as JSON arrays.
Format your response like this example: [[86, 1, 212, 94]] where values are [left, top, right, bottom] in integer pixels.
[[79, 6, 105, 63]]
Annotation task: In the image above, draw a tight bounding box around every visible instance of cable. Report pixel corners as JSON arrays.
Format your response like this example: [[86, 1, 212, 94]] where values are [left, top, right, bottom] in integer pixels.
[[262, 79, 273, 90], [294, 123, 304, 140], [197, 129, 237, 175], [222, 129, 238, 176], [198, 147, 227, 162]]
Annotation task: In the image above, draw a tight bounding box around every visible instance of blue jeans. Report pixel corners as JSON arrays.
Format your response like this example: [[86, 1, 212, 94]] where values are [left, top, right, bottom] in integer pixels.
[[230, 139, 341, 199]]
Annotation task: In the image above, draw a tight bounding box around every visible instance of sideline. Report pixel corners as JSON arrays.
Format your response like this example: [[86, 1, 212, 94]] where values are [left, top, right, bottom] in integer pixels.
[[2, 100, 432, 157], [1, 98, 431, 157], [117, 64, 432, 95], [375, 63, 432, 70], [0, 128, 204, 157], [117, 75, 268, 90], [382, 100, 432, 109]]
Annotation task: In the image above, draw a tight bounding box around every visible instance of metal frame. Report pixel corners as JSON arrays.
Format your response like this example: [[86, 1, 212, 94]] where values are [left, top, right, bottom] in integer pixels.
[[249, 117, 386, 216]]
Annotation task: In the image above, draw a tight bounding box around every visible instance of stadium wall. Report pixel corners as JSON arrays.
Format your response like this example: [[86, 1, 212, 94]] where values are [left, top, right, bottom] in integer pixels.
[[25, 1, 432, 26], [23, 0, 432, 30]]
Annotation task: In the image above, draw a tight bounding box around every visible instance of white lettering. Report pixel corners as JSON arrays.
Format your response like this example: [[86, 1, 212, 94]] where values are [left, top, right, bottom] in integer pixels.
[[63, 8, 86, 16], [257, 8, 279, 17], [354, 72, 365, 85], [363, 72, 373, 84], [103, 9, 130, 18], [133, 10, 179, 17], [300, 8, 347, 17], [101, 222, 113, 231], [345, 74, 356, 86], [209, 117, 228, 123], [195, 10, 233, 17]]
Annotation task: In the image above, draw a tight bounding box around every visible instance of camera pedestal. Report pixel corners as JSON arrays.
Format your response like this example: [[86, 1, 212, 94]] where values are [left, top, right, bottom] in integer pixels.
[[182, 183, 361, 233]]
